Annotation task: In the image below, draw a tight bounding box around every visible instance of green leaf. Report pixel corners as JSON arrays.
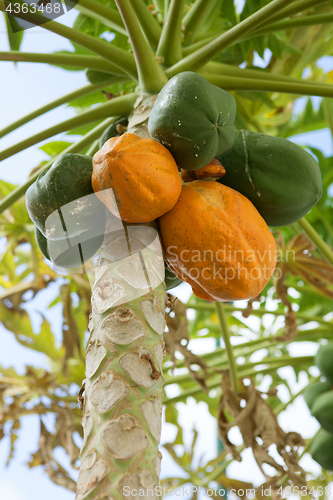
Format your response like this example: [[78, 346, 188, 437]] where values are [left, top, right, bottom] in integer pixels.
[[39, 141, 73, 158], [0, 306, 63, 360]]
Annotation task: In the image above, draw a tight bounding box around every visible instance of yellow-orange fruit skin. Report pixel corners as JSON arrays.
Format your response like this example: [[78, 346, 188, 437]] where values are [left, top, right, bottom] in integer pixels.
[[92, 132, 182, 223], [181, 158, 226, 182], [159, 180, 277, 301]]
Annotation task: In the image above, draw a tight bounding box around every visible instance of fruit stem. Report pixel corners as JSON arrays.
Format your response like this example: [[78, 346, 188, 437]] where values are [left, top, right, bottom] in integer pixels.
[[115, 0, 168, 93], [156, 0, 185, 66], [298, 218, 333, 266], [0, 92, 138, 162], [0, 78, 122, 139], [0, 117, 119, 215], [166, 0, 297, 76], [215, 302, 241, 394]]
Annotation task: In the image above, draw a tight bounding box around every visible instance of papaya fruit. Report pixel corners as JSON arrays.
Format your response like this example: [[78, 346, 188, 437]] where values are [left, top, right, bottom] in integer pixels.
[[315, 343, 333, 384], [148, 72, 236, 171], [311, 391, 333, 433], [26, 154, 105, 240], [99, 117, 128, 149], [303, 380, 332, 411], [165, 262, 183, 290], [216, 129, 322, 226], [92, 132, 182, 223], [181, 158, 226, 182], [311, 428, 333, 470], [35, 221, 105, 269], [159, 180, 276, 301]]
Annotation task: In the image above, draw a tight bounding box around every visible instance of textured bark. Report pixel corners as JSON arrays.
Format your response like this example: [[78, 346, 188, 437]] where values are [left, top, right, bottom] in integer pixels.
[[76, 216, 166, 500]]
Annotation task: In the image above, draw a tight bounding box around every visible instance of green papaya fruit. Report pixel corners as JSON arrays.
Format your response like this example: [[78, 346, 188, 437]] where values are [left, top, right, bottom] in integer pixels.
[[311, 391, 333, 432], [316, 343, 333, 384], [148, 71, 236, 171], [303, 380, 332, 411], [26, 154, 104, 240], [216, 129, 322, 226], [311, 428, 333, 470], [35, 216, 105, 269], [99, 117, 128, 149], [165, 262, 183, 290]]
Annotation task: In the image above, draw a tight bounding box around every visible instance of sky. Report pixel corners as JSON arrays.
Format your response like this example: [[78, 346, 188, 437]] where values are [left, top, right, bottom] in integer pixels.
[[1, 8, 333, 500]]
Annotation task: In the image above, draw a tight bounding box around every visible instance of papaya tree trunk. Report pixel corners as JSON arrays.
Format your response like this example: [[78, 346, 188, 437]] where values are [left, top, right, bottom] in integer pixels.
[[76, 216, 166, 499]]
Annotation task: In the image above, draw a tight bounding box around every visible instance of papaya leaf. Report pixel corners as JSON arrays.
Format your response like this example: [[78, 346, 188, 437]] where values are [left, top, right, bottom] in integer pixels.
[[39, 141, 73, 158]]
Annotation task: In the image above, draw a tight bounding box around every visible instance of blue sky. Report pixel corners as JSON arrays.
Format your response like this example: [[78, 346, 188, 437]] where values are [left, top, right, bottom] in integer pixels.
[[1, 9, 333, 500]]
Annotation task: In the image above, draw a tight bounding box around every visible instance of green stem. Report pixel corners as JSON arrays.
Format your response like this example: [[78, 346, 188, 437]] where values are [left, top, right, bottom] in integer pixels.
[[0, 92, 137, 162], [298, 218, 333, 266], [0, 78, 121, 139], [115, 0, 168, 93], [181, 34, 218, 57], [187, 302, 331, 327], [0, 117, 117, 215], [129, 0, 162, 48], [86, 139, 100, 157], [156, 0, 185, 66], [163, 356, 314, 405], [164, 0, 170, 17], [274, 376, 319, 415], [254, 12, 333, 35], [202, 73, 333, 98], [258, 0, 330, 27], [0, 51, 127, 75], [154, 0, 165, 21], [166, 0, 296, 76], [215, 303, 240, 393], [68, 0, 127, 35], [0, 2, 137, 80], [182, 0, 219, 46], [172, 335, 280, 369], [203, 60, 333, 88], [165, 354, 313, 387]]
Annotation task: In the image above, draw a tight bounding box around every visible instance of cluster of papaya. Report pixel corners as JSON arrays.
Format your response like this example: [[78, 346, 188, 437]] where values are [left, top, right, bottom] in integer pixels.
[[26, 71, 322, 299], [305, 343, 333, 470]]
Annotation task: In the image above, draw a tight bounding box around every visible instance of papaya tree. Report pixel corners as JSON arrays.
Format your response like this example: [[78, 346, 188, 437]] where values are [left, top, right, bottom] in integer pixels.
[[1, 0, 333, 498]]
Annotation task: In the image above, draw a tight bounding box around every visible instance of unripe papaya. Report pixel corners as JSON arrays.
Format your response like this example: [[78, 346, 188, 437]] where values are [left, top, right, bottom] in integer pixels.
[[303, 380, 332, 411], [311, 391, 333, 433], [99, 117, 128, 149], [311, 428, 333, 470], [165, 262, 182, 290], [217, 129, 322, 226], [148, 72, 236, 171], [35, 216, 105, 269], [26, 154, 104, 240], [315, 343, 333, 384]]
